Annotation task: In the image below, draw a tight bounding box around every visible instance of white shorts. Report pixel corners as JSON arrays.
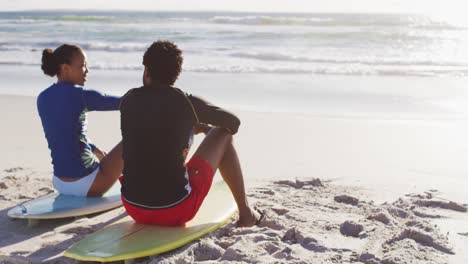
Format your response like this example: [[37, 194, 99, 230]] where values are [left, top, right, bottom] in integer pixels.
[[53, 167, 99, 196]]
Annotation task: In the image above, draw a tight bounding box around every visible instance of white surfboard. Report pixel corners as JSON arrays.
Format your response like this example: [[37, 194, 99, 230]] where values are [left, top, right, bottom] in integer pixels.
[[7, 181, 122, 225]]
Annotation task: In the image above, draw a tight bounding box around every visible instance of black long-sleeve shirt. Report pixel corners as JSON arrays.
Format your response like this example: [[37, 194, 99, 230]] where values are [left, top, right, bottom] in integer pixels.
[[120, 84, 240, 209]]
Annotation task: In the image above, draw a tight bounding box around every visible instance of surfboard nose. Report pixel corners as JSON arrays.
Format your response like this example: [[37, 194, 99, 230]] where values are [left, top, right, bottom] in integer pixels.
[[7, 205, 27, 218], [19, 204, 27, 214]]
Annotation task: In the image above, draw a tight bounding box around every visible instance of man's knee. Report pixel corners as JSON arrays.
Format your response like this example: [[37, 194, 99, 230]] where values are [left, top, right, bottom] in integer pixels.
[[209, 128, 233, 143]]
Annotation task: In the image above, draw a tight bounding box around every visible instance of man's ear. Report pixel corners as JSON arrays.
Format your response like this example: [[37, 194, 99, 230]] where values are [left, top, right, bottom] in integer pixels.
[[143, 67, 151, 83]]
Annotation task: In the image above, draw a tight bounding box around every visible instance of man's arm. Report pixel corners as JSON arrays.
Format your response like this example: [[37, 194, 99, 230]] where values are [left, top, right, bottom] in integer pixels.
[[189, 95, 240, 135]]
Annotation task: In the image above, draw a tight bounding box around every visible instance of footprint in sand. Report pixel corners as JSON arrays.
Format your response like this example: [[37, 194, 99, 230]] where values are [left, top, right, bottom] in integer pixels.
[[220, 238, 266, 262], [405, 220, 434, 232], [386, 205, 410, 219], [192, 241, 225, 261], [413, 199, 467, 213], [405, 192, 433, 199], [0, 194, 11, 201], [17, 194, 33, 200], [367, 211, 392, 225], [258, 241, 282, 254], [257, 189, 276, 196], [4, 167, 24, 173], [300, 237, 328, 252], [271, 246, 293, 259], [274, 179, 323, 189], [38, 187, 54, 194], [334, 195, 359, 206], [339, 221, 364, 237], [281, 227, 300, 243], [60, 226, 96, 235], [260, 218, 285, 230], [412, 208, 442, 219], [262, 230, 283, 238], [358, 252, 381, 264], [228, 227, 259, 236], [281, 227, 325, 251], [386, 228, 454, 255], [271, 207, 289, 215], [215, 237, 237, 249]]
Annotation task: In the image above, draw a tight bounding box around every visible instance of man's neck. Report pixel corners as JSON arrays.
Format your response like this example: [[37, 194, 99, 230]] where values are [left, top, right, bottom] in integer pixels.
[[146, 81, 171, 88]]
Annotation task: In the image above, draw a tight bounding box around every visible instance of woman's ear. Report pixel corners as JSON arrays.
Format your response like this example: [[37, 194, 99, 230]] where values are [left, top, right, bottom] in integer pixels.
[[59, 64, 69, 77]]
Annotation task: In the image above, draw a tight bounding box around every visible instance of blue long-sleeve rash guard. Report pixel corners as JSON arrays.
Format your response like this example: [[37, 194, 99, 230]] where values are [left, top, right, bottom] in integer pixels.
[[37, 82, 121, 178]]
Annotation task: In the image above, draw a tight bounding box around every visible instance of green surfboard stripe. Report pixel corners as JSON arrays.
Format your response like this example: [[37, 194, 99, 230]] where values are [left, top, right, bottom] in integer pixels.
[[64, 180, 237, 262]]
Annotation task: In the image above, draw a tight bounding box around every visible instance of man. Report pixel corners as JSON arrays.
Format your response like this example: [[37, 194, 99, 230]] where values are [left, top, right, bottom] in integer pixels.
[[119, 40, 262, 227]]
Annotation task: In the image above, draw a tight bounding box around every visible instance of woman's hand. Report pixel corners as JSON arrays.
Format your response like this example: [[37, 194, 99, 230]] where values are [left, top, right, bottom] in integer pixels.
[[93, 147, 107, 161]]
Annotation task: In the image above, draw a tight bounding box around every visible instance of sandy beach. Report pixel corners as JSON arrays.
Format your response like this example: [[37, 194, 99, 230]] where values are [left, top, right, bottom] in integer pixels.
[[1, 7, 468, 264], [0, 88, 467, 263]]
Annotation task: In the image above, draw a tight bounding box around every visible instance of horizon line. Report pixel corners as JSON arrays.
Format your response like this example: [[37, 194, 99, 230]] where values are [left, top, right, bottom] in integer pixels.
[[0, 9, 426, 16]]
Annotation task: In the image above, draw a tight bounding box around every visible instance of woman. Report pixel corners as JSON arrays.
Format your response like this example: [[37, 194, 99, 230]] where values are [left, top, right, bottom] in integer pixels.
[[38, 44, 123, 197], [120, 40, 262, 227]]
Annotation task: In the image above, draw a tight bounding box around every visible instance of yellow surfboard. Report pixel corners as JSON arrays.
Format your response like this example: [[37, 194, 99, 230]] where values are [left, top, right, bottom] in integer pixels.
[[64, 180, 237, 262]]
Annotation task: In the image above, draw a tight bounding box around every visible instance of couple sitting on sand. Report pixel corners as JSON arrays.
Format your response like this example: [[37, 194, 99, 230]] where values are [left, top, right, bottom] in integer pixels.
[[37, 40, 262, 227]]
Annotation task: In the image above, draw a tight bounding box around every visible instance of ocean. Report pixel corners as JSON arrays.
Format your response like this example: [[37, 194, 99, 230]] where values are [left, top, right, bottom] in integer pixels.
[[1, 11, 468, 115], [1, 11, 468, 76]]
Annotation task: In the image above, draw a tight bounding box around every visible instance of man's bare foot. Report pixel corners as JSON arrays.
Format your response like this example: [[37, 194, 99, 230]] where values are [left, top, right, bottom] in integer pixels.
[[236, 207, 264, 227]]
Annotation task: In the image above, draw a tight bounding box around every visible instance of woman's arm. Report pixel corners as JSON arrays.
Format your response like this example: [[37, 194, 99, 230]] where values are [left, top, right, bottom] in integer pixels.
[[82, 89, 121, 111]]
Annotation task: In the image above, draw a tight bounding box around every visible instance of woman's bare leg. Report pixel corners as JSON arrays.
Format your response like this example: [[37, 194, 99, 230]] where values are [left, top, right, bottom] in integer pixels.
[[193, 128, 259, 227], [87, 142, 123, 197]]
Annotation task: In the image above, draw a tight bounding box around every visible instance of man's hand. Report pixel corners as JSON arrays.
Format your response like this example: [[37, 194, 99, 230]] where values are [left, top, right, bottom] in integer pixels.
[[194, 123, 213, 135]]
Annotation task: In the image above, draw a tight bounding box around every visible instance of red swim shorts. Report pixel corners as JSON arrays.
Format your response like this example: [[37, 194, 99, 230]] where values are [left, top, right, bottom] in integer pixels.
[[121, 155, 215, 226]]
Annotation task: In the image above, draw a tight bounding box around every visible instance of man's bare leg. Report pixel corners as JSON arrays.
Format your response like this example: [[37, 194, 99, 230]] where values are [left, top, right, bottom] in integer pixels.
[[193, 128, 260, 227]]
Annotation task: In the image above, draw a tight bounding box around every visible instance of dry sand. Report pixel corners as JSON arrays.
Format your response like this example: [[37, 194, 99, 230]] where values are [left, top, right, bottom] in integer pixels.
[[1, 94, 467, 263], [0, 168, 466, 263]]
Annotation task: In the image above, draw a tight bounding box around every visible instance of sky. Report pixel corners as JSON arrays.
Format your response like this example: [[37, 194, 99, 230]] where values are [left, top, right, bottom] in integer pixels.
[[0, 0, 463, 15]]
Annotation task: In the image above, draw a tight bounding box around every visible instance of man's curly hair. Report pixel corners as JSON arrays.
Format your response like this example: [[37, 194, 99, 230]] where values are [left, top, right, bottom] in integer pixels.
[[143, 40, 183, 85]]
